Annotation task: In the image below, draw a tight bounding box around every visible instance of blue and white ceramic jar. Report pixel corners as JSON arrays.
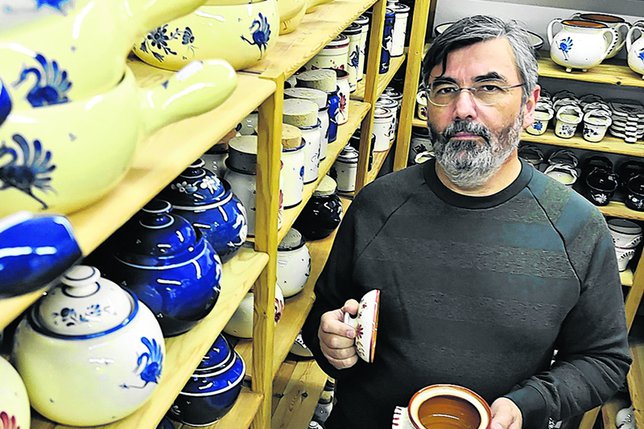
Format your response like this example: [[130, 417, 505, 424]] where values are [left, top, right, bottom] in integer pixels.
[[100, 200, 222, 337], [389, 2, 410, 57], [327, 90, 340, 144], [342, 23, 362, 92], [169, 350, 245, 426], [294, 175, 343, 240], [354, 14, 370, 81], [162, 159, 248, 262], [12, 265, 165, 426], [380, 9, 395, 74]]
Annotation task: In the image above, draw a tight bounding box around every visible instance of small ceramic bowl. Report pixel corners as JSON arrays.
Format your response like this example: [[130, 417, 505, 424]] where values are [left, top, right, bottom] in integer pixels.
[[290, 331, 314, 357], [626, 174, 644, 211], [280, 0, 306, 34], [583, 110, 612, 142], [343, 289, 380, 363], [407, 384, 491, 429], [584, 168, 618, 206], [544, 163, 578, 187]]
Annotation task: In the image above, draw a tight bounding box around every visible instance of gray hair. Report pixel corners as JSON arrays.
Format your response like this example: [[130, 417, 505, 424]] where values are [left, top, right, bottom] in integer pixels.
[[422, 15, 538, 103]]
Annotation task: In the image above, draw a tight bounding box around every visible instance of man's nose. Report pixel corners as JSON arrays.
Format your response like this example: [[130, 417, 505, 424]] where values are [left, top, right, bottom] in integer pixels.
[[452, 89, 478, 121]]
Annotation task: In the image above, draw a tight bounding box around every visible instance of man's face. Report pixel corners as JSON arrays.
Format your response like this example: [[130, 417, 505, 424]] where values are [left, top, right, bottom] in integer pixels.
[[426, 38, 539, 189]]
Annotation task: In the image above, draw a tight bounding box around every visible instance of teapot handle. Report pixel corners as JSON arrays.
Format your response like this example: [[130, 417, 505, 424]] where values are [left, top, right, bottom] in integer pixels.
[[601, 27, 619, 60], [627, 25, 643, 52], [612, 22, 630, 53], [139, 59, 237, 138], [547, 18, 563, 45]]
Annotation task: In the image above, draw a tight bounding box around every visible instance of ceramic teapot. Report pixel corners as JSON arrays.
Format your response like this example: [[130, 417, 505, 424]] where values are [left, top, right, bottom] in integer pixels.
[[132, 0, 279, 71], [0, 0, 209, 109], [547, 19, 618, 72], [0, 211, 81, 298], [99, 200, 223, 337], [626, 21, 644, 79], [570, 13, 631, 59], [12, 265, 165, 426], [0, 59, 236, 217]]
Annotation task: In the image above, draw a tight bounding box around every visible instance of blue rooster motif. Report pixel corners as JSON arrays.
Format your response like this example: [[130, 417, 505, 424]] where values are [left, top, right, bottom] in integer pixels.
[[121, 337, 163, 389], [13, 54, 72, 107], [0, 134, 56, 209], [0, 79, 11, 128], [241, 13, 271, 56], [558, 37, 573, 60]]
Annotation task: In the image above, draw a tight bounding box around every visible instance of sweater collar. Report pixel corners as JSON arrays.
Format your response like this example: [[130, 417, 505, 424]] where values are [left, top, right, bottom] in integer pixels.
[[422, 158, 533, 209]]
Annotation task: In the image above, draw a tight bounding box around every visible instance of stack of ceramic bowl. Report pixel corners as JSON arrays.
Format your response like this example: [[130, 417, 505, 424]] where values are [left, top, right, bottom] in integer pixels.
[[0, 0, 237, 217], [608, 218, 642, 272], [224, 285, 285, 338], [132, 0, 279, 71], [169, 334, 245, 426], [608, 99, 644, 144]]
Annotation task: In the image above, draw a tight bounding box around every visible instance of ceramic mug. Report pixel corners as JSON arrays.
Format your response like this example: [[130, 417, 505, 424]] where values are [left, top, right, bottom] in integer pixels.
[[526, 108, 554, 135], [582, 110, 612, 142]]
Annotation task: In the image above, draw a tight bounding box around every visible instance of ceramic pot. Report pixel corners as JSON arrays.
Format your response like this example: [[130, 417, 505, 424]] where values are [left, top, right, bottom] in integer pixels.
[[170, 350, 245, 425], [626, 174, 644, 211], [280, 128, 306, 208], [380, 9, 395, 73], [278, 0, 306, 34], [195, 333, 233, 374], [336, 69, 351, 125], [284, 87, 329, 156], [161, 159, 248, 262], [390, 2, 410, 57], [295, 69, 337, 93], [547, 19, 618, 72], [608, 218, 642, 249], [355, 14, 370, 82], [305, 34, 349, 72], [571, 13, 630, 59], [343, 23, 362, 91], [554, 104, 583, 138], [0, 0, 209, 109], [132, 0, 279, 71], [615, 245, 636, 272], [12, 265, 165, 425], [377, 97, 399, 142], [343, 289, 379, 363], [331, 145, 359, 194], [100, 200, 222, 337], [373, 107, 394, 151], [583, 110, 612, 142], [626, 23, 644, 79], [0, 356, 30, 429], [544, 163, 578, 187], [0, 60, 236, 217], [224, 165, 257, 236], [283, 98, 321, 184], [202, 143, 229, 178], [277, 228, 311, 298], [584, 168, 618, 206], [224, 285, 285, 338], [0, 211, 81, 298], [294, 175, 342, 240], [618, 160, 644, 191]]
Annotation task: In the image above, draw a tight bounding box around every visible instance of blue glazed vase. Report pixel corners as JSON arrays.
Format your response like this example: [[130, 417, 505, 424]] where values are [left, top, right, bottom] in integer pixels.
[[380, 9, 395, 74], [161, 159, 248, 262], [0, 211, 81, 298], [327, 90, 340, 143], [100, 199, 222, 337], [169, 351, 245, 426]]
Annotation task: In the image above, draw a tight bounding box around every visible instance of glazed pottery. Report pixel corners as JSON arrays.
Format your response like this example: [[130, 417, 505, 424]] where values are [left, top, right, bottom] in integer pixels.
[[336, 69, 351, 125], [584, 168, 618, 206], [343, 23, 362, 91], [0, 60, 236, 217], [343, 289, 380, 363], [571, 13, 630, 58], [373, 107, 394, 151], [582, 110, 612, 142], [616, 406, 635, 427], [281, 124, 306, 208], [314, 397, 333, 423], [284, 87, 329, 156], [305, 0, 333, 13], [223, 285, 285, 338], [554, 104, 583, 138], [237, 111, 259, 136], [290, 331, 314, 357], [615, 245, 636, 271], [294, 175, 343, 240], [170, 350, 245, 425], [225, 161, 258, 237], [100, 200, 222, 337], [355, 14, 370, 82], [0, 211, 81, 298], [0, 0, 209, 109], [132, 0, 279, 71], [295, 69, 337, 93], [196, 333, 232, 374], [0, 79, 10, 127], [283, 98, 321, 184], [626, 23, 644, 79], [618, 160, 644, 190], [305, 34, 349, 72], [544, 163, 578, 186], [12, 265, 165, 425], [156, 416, 175, 429], [608, 218, 642, 247], [416, 90, 428, 121], [526, 106, 554, 136], [0, 356, 30, 429], [626, 174, 644, 211], [278, 0, 306, 34], [380, 9, 395, 74], [390, 2, 410, 57], [277, 228, 311, 298], [547, 19, 618, 72], [161, 159, 248, 262], [202, 143, 229, 178], [376, 96, 399, 142], [331, 145, 359, 194]]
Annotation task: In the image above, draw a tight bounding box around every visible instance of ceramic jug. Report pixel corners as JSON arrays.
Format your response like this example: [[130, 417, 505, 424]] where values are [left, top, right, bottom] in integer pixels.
[[547, 19, 618, 72], [0, 60, 236, 217], [0, 0, 209, 109], [626, 22, 644, 79]]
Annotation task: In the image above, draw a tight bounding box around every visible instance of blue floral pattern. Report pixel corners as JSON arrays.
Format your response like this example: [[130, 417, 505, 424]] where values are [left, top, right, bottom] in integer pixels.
[[0, 134, 56, 209], [35, 0, 72, 13], [122, 337, 163, 389], [0, 79, 11, 128], [349, 45, 359, 71], [52, 303, 113, 326], [558, 37, 573, 60], [241, 13, 271, 56], [13, 54, 72, 107], [639, 50, 644, 63], [532, 121, 543, 131], [139, 25, 196, 63]]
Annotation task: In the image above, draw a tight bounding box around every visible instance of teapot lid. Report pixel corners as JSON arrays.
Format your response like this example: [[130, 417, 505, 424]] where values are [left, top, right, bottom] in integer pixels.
[[314, 175, 337, 197], [278, 228, 306, 251], [35, 265, 134, 337], [229, 135, 259, 156], [162, 159, 227, 206], [114, 200, 204, 267]]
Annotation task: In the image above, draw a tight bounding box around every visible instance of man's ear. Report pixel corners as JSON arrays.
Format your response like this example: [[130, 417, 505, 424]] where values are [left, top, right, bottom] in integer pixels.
[[522, 84, 541, 129]]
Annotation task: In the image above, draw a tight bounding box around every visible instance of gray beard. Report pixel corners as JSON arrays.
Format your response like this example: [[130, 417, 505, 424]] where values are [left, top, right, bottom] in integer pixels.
[[429, 113, 523, 189]]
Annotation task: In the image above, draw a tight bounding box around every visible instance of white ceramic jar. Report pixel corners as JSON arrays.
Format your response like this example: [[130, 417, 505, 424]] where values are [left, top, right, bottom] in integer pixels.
[[284, 87, 329, 158], [336, 69, 351, 125], [342, 23, 362, 91], [373, 107, 394, 151], [12, 265, 165, 426], [626, 23, 644, 79], [280, 126, 305, 209], [223, 285, 285, 338], [305, 34, 349, 72], [355, 14, 370, 82], [547, 19, 618, 72], [277, 228, 311, 298], [377, 96, 399, 142], [332, 145, 359, 194], [390, 2, 410, 57], [283, 98, 321, 184]]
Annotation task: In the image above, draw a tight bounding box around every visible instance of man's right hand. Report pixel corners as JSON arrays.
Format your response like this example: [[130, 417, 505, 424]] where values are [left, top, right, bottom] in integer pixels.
[[318, 299, 360, 369]]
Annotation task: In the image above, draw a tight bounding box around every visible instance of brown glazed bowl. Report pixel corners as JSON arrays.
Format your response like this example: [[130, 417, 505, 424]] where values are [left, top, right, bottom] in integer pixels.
[[408, 384, 491, 429]]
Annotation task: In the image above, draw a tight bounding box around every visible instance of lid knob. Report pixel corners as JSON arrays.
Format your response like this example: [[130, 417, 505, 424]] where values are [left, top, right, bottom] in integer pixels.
[[61, 265, 101, 296]]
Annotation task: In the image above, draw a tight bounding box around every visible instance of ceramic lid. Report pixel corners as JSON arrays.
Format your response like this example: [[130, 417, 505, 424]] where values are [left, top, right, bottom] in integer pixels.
[[608, 218, 642, 235], [282, 124, 304, 151], [114, 200, 203, 267], [391, 2, 410, 13], [382, 87, 402, 101], [374, 106, 394, 119], [284, 87, 328, 109], [35, 265, 133, 336], [162, 159, 227, 206], [295, 69, 337, 93], [278, 228, 306, 251], [377, 97, 398, 110], [326, 34, 349, 48], [337, 145, 359, 163], [342, 22, 362, 35], [181, 352, 245, 395], [283, 98, 319, 128], [195, 334, 232, 372], [229, 135, 259, 155], [313, 175, 337, 197], [354, 14, 369, 26]]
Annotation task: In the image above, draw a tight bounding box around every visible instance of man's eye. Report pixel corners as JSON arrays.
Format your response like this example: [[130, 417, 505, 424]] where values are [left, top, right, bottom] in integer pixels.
[[478, 85, 503, 93], [434, 86, 458, 95]]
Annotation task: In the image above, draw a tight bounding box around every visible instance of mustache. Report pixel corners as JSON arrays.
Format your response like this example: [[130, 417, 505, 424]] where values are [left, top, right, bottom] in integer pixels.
[[442, 120, 492, 142]]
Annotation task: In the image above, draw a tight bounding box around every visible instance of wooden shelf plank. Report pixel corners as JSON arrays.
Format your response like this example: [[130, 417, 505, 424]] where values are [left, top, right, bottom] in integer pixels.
[[239, 198, 352, 380], [600, 396, 630, 429], [277, 101, 370, 244], [244, 0, 377, 78], [412, 117, 426, 128], [30, 248, 269, 429], [352, 54, 406, 101], [537, 57, 644, 89], [628, 340, 644, 428], [180, 388, 263, 429], [521, 130, 644, 157], [622, 269, 634, 288], [366, 146, 392, 184], [599, 202, 644, 222]]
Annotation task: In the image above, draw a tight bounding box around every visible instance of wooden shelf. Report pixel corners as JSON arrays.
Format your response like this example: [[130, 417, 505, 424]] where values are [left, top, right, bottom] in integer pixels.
[[277, 101, 370, 244], [521, 130, 644, 157], [627, 339, 644, 428], [367, 146, 392, 183], [238, 197, 352, 380], [243, 0, 377, 79], [537, 57, 644, 89], [352, 54, 407, 101], [180, 388, 263, 429], [30, 247, 269, 429], [412, 117, 426, 128], [622, 269, 634, 288], [600, 396, 630, 429], [599, 202, 644, 222]]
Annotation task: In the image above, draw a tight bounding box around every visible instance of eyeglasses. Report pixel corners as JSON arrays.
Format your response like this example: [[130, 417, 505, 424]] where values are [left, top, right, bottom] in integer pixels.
[[427, 82, 525, 107]]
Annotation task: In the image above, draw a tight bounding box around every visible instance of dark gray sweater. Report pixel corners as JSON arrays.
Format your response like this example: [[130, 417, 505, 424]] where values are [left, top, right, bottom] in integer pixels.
[[301, 160, 631, 429]]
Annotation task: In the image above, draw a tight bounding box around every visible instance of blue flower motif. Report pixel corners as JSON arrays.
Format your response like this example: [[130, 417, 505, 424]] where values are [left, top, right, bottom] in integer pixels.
[[639, 50, 644, 62], [558, 37, 573, 60], [533, 121, 543, 131], [13, 54, 72, 107], [35, 0, 71, 13], [241, 13, 271, 56], [182, 27, 194, 45], [349, 46, 359, 70]]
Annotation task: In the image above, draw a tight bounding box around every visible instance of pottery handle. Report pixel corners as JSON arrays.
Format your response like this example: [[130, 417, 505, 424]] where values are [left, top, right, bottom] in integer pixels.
[[127, 0, 207, 36], [601, 28, 619, 60], [546, 18, 562, 45], [626, 25, 643, 52], [139, 59, 237, 138], [613, 22, 630, 52]]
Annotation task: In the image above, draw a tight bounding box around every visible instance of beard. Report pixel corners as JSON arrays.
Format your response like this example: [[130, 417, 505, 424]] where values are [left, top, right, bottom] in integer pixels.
[[429, 111, 523, 189]]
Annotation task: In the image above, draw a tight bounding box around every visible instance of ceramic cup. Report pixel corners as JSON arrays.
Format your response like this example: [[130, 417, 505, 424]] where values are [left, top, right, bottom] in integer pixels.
[[526, 108, 554, 135], [343, 289, 380, 363], [583, 110, 612, 142], [554, 104, 583, 138]]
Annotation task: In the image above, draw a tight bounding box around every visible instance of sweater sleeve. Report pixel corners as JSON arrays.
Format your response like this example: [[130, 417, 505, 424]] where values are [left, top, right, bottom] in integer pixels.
[[504, 220, 632, 428]]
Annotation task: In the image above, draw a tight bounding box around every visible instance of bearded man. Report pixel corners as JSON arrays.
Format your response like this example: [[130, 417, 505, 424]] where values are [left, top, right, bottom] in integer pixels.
[[301, 14, 631, 429]]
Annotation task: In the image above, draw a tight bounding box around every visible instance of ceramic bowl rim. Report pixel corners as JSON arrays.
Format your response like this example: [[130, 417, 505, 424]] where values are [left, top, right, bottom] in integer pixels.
[[407, 384, 491, 429]]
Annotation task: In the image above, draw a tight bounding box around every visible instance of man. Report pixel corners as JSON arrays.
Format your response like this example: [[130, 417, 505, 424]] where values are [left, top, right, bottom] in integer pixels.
[[301, 15, 631, 429]]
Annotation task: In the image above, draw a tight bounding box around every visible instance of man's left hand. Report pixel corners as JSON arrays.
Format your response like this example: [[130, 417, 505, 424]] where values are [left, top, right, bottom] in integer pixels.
[[490, 397, 522, 429]]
